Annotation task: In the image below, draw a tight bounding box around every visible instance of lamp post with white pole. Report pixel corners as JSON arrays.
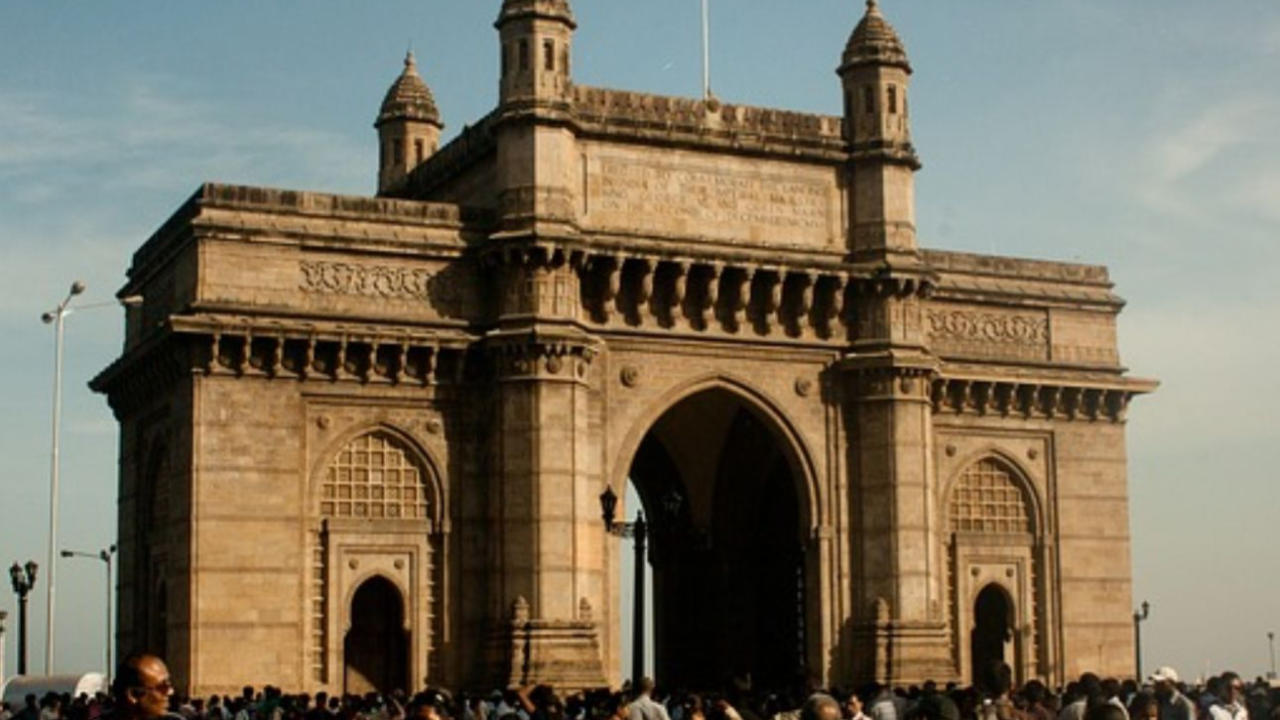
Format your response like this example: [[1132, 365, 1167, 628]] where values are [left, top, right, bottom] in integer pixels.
[[61, 546, 116, 683], [40, 279, 86, 675]]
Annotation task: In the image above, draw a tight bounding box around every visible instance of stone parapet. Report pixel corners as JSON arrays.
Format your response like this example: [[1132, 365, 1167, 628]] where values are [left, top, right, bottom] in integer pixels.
[[571, 86, 847, 160]]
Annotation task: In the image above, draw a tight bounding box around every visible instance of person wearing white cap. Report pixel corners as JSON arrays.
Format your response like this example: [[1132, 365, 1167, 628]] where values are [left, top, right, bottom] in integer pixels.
[[1150, 667, 1196, 720]]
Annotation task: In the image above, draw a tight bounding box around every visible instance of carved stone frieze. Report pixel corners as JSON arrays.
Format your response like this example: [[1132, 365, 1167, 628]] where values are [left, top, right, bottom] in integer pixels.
[[300, 260, 433, 301], [926, 308, 1049, 362]]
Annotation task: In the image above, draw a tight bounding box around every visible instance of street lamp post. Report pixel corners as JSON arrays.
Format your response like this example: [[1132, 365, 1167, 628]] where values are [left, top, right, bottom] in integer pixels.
[[1133, 600, 1150, 681], [61, 546, 116, 682], [1268, 631, 1275, 680], [9, 561, 39, 676], [41, 279, 87, 674], [600, 486, 646, 690]]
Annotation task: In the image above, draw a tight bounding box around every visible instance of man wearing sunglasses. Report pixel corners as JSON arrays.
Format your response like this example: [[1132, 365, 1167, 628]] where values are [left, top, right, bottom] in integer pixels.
[[111, 654, 176, 720], [1208, 672, 1249, 720]]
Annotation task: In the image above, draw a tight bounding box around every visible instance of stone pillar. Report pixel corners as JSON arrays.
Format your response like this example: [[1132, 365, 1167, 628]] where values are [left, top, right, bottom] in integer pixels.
[[483, 251, 607, 691], [842, 277, 953, 684]]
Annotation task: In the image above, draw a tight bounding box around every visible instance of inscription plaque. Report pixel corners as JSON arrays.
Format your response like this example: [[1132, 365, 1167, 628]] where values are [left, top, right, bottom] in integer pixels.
[[584, 152, 837, 247]]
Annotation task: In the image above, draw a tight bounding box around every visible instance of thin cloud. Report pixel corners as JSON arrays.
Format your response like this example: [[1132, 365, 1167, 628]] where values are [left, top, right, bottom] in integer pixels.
[[1136, 93, 1280, 226]]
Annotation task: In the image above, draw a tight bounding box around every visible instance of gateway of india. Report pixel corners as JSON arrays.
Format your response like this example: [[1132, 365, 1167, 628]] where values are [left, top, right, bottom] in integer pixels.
[[92, 0, 1156, 697]]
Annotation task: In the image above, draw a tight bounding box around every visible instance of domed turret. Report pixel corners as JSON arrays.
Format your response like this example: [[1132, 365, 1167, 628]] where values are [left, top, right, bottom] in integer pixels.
[[375, 51, 444, 195], [495, 0, 576, 106], [841, 0, 910, 72], [837, 0, 920, 259]]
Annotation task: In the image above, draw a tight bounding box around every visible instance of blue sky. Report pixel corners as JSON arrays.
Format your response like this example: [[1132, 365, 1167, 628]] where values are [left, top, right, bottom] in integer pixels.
[[1, 1, 1277, 683]]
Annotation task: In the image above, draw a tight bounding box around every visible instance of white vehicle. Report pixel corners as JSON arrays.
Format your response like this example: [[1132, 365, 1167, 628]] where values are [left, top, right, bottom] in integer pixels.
[[1, 674, 108, 708]]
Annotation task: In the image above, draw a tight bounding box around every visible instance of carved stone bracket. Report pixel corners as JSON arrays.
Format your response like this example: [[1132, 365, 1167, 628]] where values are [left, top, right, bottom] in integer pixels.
[[486, 330, 598, 384], [574, 248, 869, 340], [90, 339, 189, 420], [845, 361, 937, 402], [931, 376, 1138, 422], [176, 316, 461, 387]]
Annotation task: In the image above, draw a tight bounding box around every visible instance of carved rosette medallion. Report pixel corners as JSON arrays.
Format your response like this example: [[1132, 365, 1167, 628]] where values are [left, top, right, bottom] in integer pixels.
[[619, 366, 640, 388]]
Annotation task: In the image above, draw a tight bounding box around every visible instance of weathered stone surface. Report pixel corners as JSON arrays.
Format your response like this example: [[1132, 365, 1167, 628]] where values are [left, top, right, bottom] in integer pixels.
[[91, 1, 1155, 697]]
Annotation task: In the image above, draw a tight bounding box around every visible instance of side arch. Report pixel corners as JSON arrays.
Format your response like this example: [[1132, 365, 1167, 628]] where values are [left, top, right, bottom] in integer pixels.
[[609, 372, 822, 535]]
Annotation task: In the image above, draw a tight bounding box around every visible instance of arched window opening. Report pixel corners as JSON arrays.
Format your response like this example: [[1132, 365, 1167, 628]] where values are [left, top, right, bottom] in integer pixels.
[[519, 39, 530, 71], [948, 458, 1031, 534], [863, 85, 875, 114], [502, 43, 511, 77], [414, 139, 424, 164], [543, 40, 556, 71], [393, 139, 404, 166], [321, 431, 432, 520], [887, 85, 898, 114]]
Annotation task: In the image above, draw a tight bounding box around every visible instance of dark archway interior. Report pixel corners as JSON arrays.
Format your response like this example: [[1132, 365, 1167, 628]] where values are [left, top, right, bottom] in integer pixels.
[[345, 576, 408, 694], [971, 583, 1013, 688], [629, 389, 806, 692]]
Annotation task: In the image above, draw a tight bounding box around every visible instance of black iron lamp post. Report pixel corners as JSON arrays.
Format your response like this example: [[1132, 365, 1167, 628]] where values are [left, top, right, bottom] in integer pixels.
[[1133, 600, 1150, 681], [9, 561, 38, 676], [600, 486, 685, 689], [600, 485, 646, 690]]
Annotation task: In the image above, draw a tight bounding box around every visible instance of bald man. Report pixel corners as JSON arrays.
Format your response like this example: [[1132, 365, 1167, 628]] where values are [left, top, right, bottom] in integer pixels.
[[111, 654, 175, 720]]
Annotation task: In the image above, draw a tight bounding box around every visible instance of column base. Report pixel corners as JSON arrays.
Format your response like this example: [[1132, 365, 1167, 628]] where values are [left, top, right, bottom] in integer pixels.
[[488, 598, 609, 693], [850, 618, 959, 686]]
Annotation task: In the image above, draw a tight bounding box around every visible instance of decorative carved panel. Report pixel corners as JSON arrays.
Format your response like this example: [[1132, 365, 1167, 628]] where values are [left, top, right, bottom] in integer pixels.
[[300, 260, 433, 301], [926, 307, 1049, 361]]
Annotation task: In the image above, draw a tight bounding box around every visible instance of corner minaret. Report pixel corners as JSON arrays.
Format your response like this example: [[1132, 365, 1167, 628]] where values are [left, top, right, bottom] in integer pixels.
[[375, 51, 443, 195], [838, 1, 951, 686], [838, 0, 921, 261], [495, 0, 576, 106]]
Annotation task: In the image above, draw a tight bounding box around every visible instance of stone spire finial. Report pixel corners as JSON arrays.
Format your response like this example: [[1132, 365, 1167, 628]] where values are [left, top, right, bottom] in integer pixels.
[[866, 0, 880, 14], [404, 50, 416, 70]]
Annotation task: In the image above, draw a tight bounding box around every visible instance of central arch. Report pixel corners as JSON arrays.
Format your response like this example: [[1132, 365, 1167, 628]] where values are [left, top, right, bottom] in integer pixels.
[[621, 384, 816, 692]]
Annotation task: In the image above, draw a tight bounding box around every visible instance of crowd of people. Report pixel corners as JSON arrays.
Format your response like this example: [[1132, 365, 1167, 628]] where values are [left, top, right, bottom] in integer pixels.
[[2, 654, 1276, 720]]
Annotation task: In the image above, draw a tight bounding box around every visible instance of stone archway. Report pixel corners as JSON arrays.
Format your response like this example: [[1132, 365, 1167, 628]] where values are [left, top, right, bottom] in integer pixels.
[[344, 576, 409, 694], [626, 387, 810, 693], [970, 583, 1013, 687]]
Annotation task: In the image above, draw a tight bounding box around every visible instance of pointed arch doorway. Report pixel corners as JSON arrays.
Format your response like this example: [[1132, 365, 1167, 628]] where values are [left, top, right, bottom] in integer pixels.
[[344, 576, 409, 694], [623, 387, 812, 692], [970, 584, 1013, 686]]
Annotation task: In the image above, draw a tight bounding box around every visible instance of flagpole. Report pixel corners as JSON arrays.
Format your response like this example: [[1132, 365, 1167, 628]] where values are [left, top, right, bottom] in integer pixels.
[[701, 0, 711, 99]]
